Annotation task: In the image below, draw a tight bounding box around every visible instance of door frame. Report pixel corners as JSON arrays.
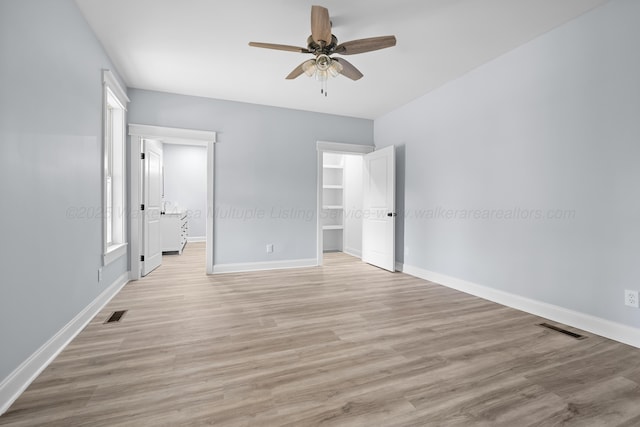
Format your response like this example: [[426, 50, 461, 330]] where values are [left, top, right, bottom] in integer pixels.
[[129, 124, 217, 279], [316, 141, 374, 266]]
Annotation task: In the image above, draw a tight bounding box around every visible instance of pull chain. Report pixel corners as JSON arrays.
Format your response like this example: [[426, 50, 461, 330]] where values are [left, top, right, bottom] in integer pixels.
[[320, 80, 328, 96]]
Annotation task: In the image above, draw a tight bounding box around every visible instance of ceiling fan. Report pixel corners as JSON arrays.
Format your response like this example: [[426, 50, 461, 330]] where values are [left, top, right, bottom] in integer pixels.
[[249, 5, 396, 96]]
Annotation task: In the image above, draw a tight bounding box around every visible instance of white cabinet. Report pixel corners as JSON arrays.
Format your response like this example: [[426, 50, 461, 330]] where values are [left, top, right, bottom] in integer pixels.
[[161, 211, 188, 254]]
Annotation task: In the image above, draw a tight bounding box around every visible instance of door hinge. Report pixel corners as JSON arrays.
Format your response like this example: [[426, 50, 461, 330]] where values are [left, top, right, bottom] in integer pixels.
[[140, 204, 145, 211], [140, 153, 145, 160], [140, 255, 145, 262]]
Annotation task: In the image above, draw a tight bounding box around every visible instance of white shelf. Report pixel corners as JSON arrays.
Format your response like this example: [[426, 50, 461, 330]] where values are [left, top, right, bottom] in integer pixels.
[[322, 205, 343, 210], [323, 225, 344, 230], [323, 164, 343, 169], [323, 185, 343, 189]]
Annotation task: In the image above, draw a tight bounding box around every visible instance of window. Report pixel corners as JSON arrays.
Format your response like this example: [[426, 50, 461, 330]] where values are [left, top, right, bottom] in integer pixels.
[[103, 70, 129, 264]]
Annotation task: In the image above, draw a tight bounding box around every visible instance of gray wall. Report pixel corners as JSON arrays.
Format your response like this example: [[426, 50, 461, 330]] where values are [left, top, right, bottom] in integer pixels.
[[375, 0, 640, 328], [162, 144, 207, 238], [127, 89, 373, 265], [0, 1, 129, 381]]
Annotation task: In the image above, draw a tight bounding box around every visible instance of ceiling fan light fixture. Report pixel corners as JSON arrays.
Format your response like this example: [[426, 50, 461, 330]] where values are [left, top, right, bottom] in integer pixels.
[[308, 54, 341, 96], [316, 54, 331, 71], [249, 6, 396, 96], [302, 59, 316, 77], [315, 69, 329, 82], [328, 59, 343, 77]]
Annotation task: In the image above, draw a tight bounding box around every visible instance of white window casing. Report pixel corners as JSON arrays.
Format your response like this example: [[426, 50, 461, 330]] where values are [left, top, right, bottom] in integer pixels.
[[103, 70, 129, 265]]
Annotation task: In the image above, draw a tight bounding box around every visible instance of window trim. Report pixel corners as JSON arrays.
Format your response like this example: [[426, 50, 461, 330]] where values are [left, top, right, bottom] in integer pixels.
[[102, 69, 130, 266]]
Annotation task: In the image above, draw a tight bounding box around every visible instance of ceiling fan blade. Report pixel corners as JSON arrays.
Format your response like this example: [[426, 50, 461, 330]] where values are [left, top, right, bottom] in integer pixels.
[[334, 58, 363, 81], [249, 42, 310, 53], [286, 61, 307, 79], [311, 5, 332, 45], [334, 36, 396, 55]]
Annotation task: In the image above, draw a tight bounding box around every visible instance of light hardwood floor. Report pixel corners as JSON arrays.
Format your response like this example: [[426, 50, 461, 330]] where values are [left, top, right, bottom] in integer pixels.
[[2, 243, 640, 426]]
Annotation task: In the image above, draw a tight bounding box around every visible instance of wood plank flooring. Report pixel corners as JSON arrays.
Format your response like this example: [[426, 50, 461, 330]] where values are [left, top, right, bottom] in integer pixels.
[[2, 243, 640, 426]]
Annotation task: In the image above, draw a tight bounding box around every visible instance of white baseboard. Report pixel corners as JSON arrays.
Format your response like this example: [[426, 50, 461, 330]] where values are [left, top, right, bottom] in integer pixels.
[[212, 258, 317, 274], [187, 236, 206, 243], [0, 272, 129, 415], [397, 262, 640, 349], [344, 247, 362, 258]]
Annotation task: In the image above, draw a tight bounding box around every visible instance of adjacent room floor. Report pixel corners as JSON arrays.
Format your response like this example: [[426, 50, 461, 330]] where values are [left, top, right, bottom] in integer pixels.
[[2, 243, 640, 426]]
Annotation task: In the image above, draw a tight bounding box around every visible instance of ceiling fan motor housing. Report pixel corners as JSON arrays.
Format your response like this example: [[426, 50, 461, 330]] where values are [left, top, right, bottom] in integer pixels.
[[306, 35, 338, 55]]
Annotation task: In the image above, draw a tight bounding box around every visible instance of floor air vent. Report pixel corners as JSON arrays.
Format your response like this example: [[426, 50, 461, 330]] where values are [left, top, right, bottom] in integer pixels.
[[105, 310, 127, 323], [539, 322, 586, 340]]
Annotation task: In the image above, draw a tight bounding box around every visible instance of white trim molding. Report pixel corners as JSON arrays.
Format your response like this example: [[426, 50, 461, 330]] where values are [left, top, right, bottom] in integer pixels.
[[102, 70, 129, 267], [316, 141, 375, 154], [344, 248, 362, 258], [128, 124, 217, 146], [103, 242, 127, 265], [0, 273, 129, 415], [397, 262, 640, 349], [212, 258, 317, 274], [187, 236, 206, 243], [128, 124, 217, 279], [205, 140, 215, 274], [102, 69, 129, 109]]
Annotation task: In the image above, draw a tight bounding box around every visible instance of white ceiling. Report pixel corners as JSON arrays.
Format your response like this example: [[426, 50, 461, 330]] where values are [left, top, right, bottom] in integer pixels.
[[75, 0, 608, 120]]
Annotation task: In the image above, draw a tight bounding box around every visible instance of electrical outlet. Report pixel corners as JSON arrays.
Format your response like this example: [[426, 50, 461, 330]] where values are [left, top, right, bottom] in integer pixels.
[[266, 243, 274, 253], [624, 290, 639, 308], [98, 268, 103, 282]]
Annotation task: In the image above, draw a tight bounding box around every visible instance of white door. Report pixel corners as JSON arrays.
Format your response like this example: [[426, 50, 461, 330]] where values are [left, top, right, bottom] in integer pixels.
[[362, 145, 395, 271], [142, 139, 163, 276]]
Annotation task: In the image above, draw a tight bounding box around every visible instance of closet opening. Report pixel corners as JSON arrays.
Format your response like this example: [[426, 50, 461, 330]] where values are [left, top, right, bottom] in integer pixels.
[[316, 141, 374, 267], [321, 152, 364, 256], [316, 141, 396, 271]]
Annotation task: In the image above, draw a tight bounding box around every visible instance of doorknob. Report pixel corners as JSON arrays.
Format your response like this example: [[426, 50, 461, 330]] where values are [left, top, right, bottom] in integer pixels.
[[387, 212, 397, 217]]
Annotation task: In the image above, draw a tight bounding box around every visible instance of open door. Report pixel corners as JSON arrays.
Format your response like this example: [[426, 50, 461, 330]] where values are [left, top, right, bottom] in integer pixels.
[[141, 139, 163, 276], [362, 145, 395, 271]]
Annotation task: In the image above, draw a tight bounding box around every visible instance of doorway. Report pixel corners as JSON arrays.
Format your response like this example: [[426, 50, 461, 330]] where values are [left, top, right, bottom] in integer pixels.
[[129, 124, 217, 279], [321, 152, 364, 256], [316, 141, 396, 272], [162, 142, 208, 251]]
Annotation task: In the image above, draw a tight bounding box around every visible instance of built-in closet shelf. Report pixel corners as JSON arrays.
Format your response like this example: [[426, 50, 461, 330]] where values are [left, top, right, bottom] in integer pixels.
[[323, 225, 344, 230], [322, 152, 348, 253]]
